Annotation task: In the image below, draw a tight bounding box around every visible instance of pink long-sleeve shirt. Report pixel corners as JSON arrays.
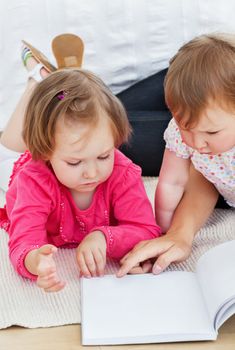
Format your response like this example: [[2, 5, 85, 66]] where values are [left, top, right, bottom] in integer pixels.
[[0, 149, 161, 280]]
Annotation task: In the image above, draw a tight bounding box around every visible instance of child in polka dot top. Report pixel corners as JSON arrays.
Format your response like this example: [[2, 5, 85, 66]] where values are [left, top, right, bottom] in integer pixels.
[[117, 33, 235, 277]]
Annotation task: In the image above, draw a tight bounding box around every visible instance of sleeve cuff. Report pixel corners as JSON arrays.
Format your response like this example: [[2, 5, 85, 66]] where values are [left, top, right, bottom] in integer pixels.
[[91, 226, 114, 256], [15, 245, 40, 281]]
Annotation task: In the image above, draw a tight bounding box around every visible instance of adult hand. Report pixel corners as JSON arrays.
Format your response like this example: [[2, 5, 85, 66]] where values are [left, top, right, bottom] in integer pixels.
[[116, 232, 192, 277]]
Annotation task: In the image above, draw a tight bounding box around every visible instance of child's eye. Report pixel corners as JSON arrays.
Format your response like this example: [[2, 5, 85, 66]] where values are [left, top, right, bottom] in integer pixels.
[[207, 131, 219, 135], [98, 155, 110, 161], [67, 161, 81, 166]]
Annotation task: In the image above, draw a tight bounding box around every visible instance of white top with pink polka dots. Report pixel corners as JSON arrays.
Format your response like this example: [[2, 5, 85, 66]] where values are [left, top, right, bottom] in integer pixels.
[[164, 118, 235, 207]]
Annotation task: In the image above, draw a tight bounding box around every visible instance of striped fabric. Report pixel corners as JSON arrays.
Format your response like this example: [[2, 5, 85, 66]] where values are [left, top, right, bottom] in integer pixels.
[[0, 178, 234, 329]]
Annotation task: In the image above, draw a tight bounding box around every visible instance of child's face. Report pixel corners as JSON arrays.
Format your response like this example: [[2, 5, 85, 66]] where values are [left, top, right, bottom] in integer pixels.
[[49, 116, 115, 193], [177, 103, 235, 154]]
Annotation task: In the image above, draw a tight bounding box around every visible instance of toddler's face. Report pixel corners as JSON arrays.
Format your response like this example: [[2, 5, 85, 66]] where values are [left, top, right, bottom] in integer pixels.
[[177, 103, 235, 155], [49, 116, 115, 194]]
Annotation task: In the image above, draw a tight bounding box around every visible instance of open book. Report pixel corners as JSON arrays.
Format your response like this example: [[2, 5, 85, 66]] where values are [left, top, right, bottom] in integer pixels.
[[81, 240, 235, 345]]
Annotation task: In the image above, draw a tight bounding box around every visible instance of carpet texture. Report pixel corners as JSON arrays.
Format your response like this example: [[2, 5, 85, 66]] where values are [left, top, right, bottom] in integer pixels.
[[0, 178, 234, 329]]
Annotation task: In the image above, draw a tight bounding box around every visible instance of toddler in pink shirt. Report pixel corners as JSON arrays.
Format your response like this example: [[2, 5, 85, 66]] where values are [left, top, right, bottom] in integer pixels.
[[0, 54, 161, 292]]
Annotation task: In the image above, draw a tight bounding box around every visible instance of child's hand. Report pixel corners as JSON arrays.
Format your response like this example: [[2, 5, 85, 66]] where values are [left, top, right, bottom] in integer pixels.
[[116, 232, 192, 277], [25, 244, 65, 292], [76, 231, 107, 278]]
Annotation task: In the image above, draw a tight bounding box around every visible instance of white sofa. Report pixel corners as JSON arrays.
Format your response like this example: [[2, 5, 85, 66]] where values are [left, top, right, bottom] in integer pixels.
[[1, 0, 235, 131]]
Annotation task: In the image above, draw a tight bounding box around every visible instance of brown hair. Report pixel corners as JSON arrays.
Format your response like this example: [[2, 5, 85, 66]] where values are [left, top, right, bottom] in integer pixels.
[[164, 33, 235, 128], [23, 69, 131, 160]]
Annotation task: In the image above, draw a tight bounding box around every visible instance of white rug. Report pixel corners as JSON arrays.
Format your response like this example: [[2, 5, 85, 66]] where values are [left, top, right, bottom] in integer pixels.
[[0, 178, 234, 329]]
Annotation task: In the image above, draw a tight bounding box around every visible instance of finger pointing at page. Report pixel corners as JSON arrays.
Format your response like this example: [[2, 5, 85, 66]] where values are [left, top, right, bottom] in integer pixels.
[[116, 239, 164, 277], [116, 233, 191, 277]]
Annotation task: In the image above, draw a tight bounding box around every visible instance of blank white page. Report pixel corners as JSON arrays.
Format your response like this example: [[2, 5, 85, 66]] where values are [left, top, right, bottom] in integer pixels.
[[81, 272, 214, 345]]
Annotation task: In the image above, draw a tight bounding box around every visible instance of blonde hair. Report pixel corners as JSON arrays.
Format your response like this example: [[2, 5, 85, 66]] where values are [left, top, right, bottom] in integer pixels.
[[165, 33, 235, 128], [23, 69, 131, 160]]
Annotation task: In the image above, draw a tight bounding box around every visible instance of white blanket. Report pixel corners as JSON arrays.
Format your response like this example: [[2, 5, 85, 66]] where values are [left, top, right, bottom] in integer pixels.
[[0, 178, 234, 329]]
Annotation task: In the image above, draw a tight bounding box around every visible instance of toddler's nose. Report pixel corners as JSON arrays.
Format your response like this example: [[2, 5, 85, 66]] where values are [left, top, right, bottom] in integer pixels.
[[83, 163, 97, 179]]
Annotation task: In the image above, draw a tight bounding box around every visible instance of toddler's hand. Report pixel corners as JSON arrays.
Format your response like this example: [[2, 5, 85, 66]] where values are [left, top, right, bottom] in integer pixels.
[[36, 244, 65, 292], [76, 231, 107, 278], [116, 232, 192, 277], [26, 244, 65, 292]]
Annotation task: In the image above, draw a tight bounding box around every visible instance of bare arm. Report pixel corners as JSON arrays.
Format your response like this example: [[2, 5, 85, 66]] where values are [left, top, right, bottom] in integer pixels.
[[167, 163, 219, 241], [155, 149, 190, 232], [117, 164, 219, 276]]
